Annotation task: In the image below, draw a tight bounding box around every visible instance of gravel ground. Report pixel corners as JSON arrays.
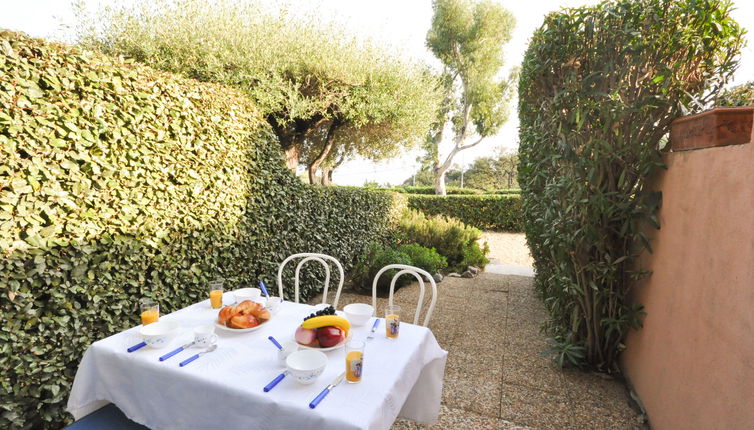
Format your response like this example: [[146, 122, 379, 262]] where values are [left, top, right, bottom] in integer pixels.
[[481, 232, 534, 267], [309, 271, 643, 430]]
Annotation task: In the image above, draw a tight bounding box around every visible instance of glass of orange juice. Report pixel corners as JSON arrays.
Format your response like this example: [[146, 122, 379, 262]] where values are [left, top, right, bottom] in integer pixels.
[[345, 340, 365, 383], [140, 298, 159, 325], [209, 279, 224, 309], [385, 304, 401, 339]]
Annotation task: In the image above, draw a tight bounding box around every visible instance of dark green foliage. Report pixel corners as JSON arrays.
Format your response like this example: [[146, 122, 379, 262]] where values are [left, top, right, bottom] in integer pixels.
[[351, 242, 446, 292], [351, 243, 413, 292], [407, 195, 523, 232], [397, 244, 447, 275], [718, 81, 754, 106], [518, 0, 743, 372], [0, 31, 405, 429], [397, 210, 489, 272]]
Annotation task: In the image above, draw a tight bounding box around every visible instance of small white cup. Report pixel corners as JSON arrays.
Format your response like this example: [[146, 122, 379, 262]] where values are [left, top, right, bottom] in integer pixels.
[[234, 287, 262, 304], [278, 341, 298, 365], [266, 296, 283, 314], [193, 325, 218, 347]]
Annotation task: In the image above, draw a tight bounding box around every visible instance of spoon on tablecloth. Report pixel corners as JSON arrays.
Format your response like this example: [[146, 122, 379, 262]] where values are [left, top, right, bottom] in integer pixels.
[[179, 344, 217, 367]]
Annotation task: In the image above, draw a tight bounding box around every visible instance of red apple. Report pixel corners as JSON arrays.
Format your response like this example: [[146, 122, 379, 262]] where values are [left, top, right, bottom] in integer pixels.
[[295, 326, 316, 345], [317, 326, 345, 348]]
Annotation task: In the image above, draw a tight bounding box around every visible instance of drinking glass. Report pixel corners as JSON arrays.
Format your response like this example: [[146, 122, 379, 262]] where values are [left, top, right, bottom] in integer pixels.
[[385, 304, 401, 339], [209, 279, 224, 309], [140, 298, 159, 325], [345, 340, 365, 383]]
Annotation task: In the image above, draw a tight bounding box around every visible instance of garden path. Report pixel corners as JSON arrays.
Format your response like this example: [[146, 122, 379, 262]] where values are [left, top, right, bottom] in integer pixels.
[[309, 234, 645, 429]]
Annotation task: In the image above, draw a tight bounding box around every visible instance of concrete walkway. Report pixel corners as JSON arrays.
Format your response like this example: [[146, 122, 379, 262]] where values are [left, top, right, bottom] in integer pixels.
[[311, 272, 643, 430]]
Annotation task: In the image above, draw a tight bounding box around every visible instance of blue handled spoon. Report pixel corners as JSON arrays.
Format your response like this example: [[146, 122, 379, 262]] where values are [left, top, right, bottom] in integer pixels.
[[179, 344, 217, 367]]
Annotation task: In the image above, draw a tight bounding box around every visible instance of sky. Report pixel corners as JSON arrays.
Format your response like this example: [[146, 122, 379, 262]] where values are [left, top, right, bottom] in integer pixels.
[[1, 0, 753, 186]]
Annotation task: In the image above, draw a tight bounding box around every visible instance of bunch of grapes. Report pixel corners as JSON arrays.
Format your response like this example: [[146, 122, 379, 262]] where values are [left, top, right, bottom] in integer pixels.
[[303, 305, 336, 321]]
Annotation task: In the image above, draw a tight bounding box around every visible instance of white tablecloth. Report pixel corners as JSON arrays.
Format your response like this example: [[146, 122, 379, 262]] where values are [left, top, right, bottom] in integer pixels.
[[67, 297, 447, 430]]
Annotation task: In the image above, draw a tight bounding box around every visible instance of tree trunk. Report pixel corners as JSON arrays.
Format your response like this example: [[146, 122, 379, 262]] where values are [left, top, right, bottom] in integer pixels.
[[308, 119, 341, 185], [434, 169, 447, 195], [321, 167, 333, 186], [284, 145, 300, 171]]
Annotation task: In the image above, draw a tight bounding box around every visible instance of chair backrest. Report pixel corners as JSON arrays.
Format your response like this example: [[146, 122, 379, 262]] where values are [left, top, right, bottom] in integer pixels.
[[277, 253, 344, 307], [371, 264, 437, 327]]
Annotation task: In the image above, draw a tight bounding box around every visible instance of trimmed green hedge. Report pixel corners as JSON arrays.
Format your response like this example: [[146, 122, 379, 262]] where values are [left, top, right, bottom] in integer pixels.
[[376, 186, 484, 195], [407, 195, 523, 232], [0, 31, 405, 429]]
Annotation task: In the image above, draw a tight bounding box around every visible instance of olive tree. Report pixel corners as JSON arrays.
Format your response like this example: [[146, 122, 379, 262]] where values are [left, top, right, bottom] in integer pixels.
[[425, 0, 516, 195], [75, 0, 441, 182], [518, 0, 743, 371]]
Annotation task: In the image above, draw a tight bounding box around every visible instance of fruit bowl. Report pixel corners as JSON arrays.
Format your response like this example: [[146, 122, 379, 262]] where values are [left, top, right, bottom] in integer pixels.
[[294, 305, 351, 350]]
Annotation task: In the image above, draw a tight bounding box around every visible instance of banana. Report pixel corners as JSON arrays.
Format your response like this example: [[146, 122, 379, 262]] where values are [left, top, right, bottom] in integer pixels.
[[301, 315, 350, 336]]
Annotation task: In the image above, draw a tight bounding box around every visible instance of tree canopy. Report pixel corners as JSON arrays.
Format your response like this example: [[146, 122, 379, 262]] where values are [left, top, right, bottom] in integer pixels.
[[424, 0, 515, 195], [75, 0, 442, 183]]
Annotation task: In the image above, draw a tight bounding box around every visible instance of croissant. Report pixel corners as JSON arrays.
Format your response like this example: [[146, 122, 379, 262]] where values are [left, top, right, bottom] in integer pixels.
[[228, 314, 259, 329], [218, 306, 236, 325], [217, 300, 271, 329], [236, 300, 271, 322]]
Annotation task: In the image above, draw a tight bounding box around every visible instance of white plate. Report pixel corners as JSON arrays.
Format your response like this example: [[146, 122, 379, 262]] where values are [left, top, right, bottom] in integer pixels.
[[215, 320, 269, 333], [295, 331, 352, 352]]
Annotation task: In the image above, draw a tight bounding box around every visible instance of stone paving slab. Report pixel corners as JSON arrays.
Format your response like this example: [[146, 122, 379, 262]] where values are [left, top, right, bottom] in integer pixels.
[[308, 271, 643, 430]]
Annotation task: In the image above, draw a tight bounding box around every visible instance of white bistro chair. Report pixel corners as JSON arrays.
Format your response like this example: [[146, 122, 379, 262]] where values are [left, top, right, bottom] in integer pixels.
[[371, 264, 438, 327], [277, 253, 345, 308]]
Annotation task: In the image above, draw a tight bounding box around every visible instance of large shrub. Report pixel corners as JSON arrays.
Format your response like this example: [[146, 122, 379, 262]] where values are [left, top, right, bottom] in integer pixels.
[[397, 210, 488, 272], [351, 242, 446, 293], [0, 31, 405, 429], [518, 0, 743, 371], [407, 194, 523, 232]]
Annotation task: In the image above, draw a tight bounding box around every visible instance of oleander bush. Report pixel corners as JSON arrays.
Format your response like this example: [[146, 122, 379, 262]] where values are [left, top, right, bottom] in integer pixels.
[[518, 0, 743, 371], [396, 210, 488, 272], [351, 242, 447, 292], [407, 194, 523, 232], [0, 31, 405, 429]]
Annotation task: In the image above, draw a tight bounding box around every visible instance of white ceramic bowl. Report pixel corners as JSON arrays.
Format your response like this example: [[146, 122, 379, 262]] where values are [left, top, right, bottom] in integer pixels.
[[285, 350, 328, 384], [140, 321, 179, 349], [234, 287, 261, 303], [343, 303, 374, 326]]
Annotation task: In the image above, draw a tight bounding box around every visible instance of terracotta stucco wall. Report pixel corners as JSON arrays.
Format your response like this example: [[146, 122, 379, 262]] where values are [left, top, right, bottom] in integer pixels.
[[621, 112, 754, 429]]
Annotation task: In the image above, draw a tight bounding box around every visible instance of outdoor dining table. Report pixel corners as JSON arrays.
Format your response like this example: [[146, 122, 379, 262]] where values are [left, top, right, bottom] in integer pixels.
[[67, 295, 448, 430]]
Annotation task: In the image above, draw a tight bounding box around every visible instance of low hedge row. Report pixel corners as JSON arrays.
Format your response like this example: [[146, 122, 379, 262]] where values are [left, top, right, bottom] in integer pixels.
[[0, 31, 405, 429], [407, 195, 523, 232], [377, 186, 484, 195]]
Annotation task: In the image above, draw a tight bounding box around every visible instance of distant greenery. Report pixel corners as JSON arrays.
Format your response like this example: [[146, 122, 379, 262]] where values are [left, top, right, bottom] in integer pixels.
[[396, 210, 489, 272], [519, 0, 743, 372], [75, 0, 442, 184], [718, 81, 754, 106], [407, 194, 523, 232], [405, 147, 518, 191], [380, 186, 484, 195]]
